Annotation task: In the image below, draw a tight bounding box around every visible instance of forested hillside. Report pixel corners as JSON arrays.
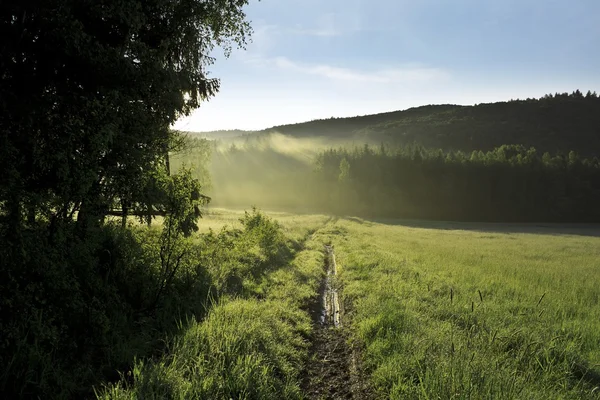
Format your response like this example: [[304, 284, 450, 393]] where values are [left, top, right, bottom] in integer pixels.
[[194, 91, 600, 156], [197, 140, 600, 223]]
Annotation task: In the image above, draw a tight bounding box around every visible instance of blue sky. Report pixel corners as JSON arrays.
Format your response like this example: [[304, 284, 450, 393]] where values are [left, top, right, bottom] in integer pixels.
[[174, 0, 600, 132]]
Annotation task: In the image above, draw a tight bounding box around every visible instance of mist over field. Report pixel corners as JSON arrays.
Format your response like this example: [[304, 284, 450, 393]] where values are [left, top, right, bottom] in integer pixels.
[[174, 96, 600, 224], [172, 132, 365, 211]]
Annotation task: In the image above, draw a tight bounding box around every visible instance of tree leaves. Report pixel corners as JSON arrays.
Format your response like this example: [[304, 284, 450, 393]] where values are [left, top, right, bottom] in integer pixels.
[[0, 0, 252, 230]]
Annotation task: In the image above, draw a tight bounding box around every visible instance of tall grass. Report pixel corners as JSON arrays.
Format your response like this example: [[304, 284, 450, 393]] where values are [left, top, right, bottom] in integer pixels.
[[98, 210, 329, 399], [323, 219, 600, 399], [98, 299, 309, 400]]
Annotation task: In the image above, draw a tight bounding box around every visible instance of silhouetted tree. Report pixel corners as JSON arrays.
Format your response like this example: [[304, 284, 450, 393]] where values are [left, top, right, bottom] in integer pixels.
[[0, 1, 253, 397], [0, 0, 252, 234]]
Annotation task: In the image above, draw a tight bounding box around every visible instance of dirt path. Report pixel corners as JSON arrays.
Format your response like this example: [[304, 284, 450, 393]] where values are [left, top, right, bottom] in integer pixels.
[[302, 245, 371, 400], [321, 245, 341, 328]]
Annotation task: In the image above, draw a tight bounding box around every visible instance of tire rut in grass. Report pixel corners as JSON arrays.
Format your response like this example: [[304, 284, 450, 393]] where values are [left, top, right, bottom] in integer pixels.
[[302, 245, 371, 400]]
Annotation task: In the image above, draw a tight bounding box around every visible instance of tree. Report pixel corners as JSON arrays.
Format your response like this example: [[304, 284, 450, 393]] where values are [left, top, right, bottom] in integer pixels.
[[0, 2, 255, 397], [338, 157, 351, 183], [0, 0, 253, 234]]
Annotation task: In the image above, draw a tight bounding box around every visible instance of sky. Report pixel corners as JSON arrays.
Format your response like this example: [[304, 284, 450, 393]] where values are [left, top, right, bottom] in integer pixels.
[[173, 0, 600, 132]]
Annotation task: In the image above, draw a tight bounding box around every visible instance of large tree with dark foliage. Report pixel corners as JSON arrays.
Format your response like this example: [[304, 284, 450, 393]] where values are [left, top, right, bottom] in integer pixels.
[[0, 1, 253, 397], [0, 0, 251, 233]]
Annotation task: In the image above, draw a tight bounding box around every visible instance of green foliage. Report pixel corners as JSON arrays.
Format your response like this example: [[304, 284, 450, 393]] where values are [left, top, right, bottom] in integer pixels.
[[201, 139, 600, 222], [0, 1, 254, 397], [240, 207, 289, 263], [314, 143, 600, 222], [264, 237, 326, 309], [1, 224, 137, 397], [0, 207, 328, 399], [193, 208, 291, 296], [0, 219, 215, 398], [164, 167, 208, 236], [338, 158, 351, 183], [99, 299, 309, 400], [0, 0, 251, 231]]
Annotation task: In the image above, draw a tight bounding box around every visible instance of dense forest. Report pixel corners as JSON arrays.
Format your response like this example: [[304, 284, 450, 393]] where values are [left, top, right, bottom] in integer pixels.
[[314, 144, 600, 222], [195, 91, 600, 156], [198, 140, 600, 223]]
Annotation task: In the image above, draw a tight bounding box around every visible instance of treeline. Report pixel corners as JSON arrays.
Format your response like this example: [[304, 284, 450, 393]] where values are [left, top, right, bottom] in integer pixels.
[[314, 144, 600, 222], [198, 139, 600, 223], [201, 90, 600, 157], [359, 91, 600, 156], [358, 91, 600, 158]]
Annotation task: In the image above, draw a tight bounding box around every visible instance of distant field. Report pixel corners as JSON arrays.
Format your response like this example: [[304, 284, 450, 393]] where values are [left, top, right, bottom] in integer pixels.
[[198, 207, 331, 241], [319, 217, 600, 399]]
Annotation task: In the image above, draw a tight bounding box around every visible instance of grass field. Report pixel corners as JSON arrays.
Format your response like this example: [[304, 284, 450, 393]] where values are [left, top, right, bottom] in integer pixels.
[[101, 209, 600, 399], [320, 217, 600, 399], [99, 209, 332, 399], [190, 210, 600, 399], [198, 207, 331, 241]]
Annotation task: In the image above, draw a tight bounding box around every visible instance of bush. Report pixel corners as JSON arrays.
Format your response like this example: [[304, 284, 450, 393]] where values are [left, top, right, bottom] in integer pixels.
[[195, 208, 292, 296], [0, 220, 213, 399]]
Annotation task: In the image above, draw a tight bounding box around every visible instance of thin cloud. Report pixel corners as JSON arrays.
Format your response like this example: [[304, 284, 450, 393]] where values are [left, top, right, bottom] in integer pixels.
[[272, 57, 450, 84], [289, 13, 344, 37], [288, 27, 342, 37]]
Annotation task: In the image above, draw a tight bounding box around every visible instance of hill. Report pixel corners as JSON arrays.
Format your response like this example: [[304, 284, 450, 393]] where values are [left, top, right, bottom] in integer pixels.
[[189, 90, 600, 155]]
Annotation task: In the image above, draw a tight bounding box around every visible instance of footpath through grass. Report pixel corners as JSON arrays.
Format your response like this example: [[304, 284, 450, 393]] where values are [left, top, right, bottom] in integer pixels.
[[98, 209, 332, 399], [323, 218, 600, 399], [95, 210, 600, 399]]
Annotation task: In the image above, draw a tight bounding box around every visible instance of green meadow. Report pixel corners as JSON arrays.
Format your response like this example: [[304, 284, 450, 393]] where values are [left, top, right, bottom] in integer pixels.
[[97, 209, 332, 399], [319, 217, 600, 399], [104, 209, 600, 399], [6, 2, 600, 398]]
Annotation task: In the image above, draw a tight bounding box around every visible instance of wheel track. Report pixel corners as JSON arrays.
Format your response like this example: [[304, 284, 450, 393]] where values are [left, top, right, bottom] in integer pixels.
[[302, 238, 372, 399]]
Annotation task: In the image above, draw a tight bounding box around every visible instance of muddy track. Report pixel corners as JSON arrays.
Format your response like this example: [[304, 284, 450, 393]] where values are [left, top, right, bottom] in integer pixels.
[[321, 245, 341, 328], [302, 245, 372, 400]]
